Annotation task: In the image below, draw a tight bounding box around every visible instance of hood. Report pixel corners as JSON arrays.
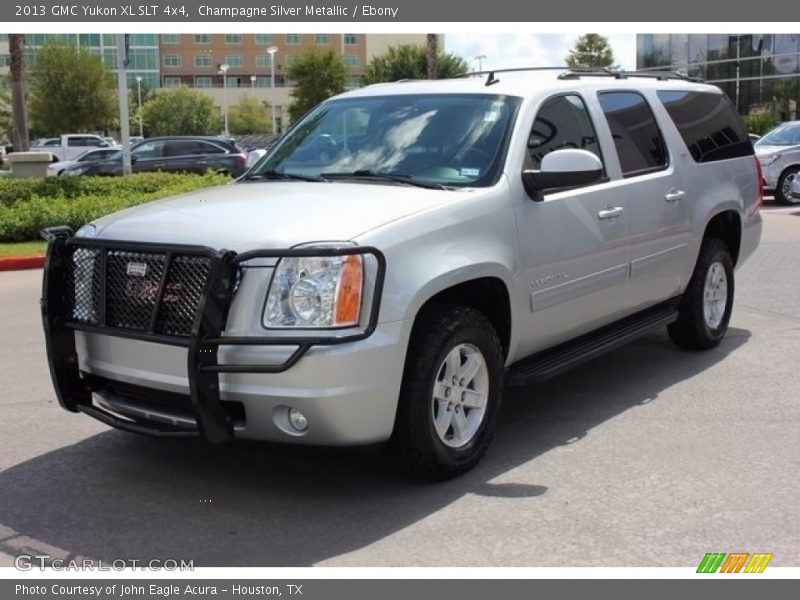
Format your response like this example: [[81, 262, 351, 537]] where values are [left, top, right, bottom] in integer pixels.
[[90, 181, 471, 251], [755, 144, 800, 156]]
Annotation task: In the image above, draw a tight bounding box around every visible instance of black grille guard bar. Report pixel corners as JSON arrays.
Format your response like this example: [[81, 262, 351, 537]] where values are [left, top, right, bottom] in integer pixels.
[[40, 227, 387, 444]]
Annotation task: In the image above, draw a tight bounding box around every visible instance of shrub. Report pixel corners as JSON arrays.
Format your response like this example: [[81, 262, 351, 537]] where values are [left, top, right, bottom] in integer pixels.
[[0, 172, 230, 242], [744, 113, 776, 136]]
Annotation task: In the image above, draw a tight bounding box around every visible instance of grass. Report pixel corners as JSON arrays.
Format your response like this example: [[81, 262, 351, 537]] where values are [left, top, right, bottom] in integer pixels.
[[0, 240, 47, 257]]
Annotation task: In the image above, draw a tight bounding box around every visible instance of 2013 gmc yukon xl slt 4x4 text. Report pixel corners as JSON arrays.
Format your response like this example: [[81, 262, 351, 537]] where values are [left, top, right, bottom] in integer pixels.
[[41, 69, 762, 479]]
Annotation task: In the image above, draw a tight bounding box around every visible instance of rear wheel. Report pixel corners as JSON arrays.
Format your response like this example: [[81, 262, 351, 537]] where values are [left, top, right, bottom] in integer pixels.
[[775, 166, 800, 205], [668, 237, 734, 350], [388, 304, 504, 480]]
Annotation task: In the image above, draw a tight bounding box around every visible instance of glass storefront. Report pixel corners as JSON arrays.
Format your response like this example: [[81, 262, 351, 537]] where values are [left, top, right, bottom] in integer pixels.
[[637, 34, 800, 120], [23, 33, 160, 89]]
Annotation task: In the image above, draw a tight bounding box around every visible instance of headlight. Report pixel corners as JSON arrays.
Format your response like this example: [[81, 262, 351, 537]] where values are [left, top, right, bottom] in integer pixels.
[[758, 154, 780, 166], [264, 253, 364, 328], [75, 224, 97, 238]]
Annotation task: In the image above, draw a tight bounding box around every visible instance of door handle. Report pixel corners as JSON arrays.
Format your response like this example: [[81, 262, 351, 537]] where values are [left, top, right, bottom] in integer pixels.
[[665, 189, 686, 203], [597, 206, 624, 220]]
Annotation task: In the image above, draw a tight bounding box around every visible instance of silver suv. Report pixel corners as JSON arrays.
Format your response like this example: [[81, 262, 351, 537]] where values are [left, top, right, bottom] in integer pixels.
[[41, 69, 762, 479]]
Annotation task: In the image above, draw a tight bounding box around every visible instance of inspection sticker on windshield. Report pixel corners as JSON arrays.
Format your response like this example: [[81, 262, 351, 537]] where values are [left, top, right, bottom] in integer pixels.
[[460, 167, 481, 177]]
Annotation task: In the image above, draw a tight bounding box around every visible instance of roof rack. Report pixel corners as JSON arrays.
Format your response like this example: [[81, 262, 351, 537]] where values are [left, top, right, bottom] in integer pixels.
[[462, 66, 704, 87]]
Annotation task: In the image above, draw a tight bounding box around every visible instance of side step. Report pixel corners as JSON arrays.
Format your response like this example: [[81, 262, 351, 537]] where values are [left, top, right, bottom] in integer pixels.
[[507, 304, 679, 386]]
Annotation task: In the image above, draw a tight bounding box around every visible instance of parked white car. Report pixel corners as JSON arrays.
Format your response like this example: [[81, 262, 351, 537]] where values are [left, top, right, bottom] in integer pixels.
[[31, 134, 117, 162], [754, 121, 800, 205]]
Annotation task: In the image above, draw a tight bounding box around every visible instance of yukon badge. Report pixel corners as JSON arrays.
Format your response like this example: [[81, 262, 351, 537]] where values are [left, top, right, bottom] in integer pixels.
[[126, 262, 148, 277]]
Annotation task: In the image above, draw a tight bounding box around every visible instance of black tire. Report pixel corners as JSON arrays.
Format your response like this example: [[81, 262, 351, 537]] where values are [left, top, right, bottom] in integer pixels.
[[388, 304, 504, 480], [775, 166, 800, 205], [668, 237, 734, 350]]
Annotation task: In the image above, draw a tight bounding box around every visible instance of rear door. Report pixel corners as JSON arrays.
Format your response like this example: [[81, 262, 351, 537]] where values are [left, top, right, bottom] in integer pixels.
[[595, 90, 691, 311]]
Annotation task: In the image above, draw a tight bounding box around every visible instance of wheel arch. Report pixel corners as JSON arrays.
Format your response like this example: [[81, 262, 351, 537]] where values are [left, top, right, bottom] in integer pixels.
[[702, 209, 742, 266]]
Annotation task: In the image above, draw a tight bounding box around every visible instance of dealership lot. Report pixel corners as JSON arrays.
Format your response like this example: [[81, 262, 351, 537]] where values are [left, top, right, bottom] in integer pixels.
[[1, 206, 798, 568]]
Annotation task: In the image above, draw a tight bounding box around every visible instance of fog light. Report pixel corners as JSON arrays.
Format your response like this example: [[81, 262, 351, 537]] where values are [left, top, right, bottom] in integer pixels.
[[288, 408, 308, 432]]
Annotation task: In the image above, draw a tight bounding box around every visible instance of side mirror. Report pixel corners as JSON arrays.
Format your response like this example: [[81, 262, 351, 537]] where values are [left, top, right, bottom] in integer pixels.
[[99, 141, 109, 147], [522, 148, 604, 199]]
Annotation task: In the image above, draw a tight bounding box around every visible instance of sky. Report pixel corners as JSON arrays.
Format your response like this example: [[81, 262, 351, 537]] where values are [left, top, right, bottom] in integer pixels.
[[445, 33, 637, 72]]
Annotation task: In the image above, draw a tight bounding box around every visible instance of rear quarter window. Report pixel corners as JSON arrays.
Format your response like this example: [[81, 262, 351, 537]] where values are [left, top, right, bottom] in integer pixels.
[[656, 90, 753, 162]]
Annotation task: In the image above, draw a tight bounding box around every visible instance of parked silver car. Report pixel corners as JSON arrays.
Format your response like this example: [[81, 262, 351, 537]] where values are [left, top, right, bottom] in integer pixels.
[[754, 121, 800, 205], [41, 69, 762, 479]]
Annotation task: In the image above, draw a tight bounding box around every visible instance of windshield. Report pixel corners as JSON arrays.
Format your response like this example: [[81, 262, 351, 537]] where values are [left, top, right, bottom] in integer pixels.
[[756, 124, 800, 147], [250, 93, 521, 188]]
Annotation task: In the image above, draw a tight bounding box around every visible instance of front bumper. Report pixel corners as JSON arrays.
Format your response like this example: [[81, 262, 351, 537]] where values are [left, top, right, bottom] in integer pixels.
[[41, 228, 393, 445]]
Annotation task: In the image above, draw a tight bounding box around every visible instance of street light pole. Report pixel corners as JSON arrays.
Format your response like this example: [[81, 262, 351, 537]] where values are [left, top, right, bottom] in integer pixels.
[[219, 63, 230, 136], [475, 54, 487, 71], [135, 76, 143, 138], [267, 45, 278, 134], [250, 74, 256, 89]]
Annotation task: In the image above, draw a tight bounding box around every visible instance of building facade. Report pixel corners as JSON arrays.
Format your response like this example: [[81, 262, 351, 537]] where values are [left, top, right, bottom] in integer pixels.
[[157, 33, 432, 132], [637, 34, 800, 120]]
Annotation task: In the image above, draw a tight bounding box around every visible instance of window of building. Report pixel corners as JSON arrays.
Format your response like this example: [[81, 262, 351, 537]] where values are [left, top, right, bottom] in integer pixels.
[[102, 34, 115, 46], [344, 34, 359, 45], [343, 55, 359, 67], [255, 76, 271, 87], [285, 34, 301, 45], [225, 34, 243, 45], [162, 54, 181, 68], [79, 34, 100, 47], [225, 54, 243, 67], [195, 53, 213, 67], [527, 94, 604, 174], [0, 54, 10, 67], [598, 91, 667, 177], [102, 48, 116, 68], [347, 76, 362, 89], [256, 54, 273, 68], [126, 48, 157, 70], [161, 34, 180, 45], [254, 34, 272, 45], [195, 76, 212, 88], [163, 77, 182, 88], [129, 34, 156, 46], [284, 54, 294, 66], [194, 34, 211, 44], [657, 90, 752, 162], [315, 34, 331, 45]]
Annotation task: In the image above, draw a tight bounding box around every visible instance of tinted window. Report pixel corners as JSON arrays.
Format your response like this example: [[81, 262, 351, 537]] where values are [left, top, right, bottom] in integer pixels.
[[598, 91, 667, 177], [657, 90, 753, 162], [528, 94, 603, 172], [132, 140, 166, 159], [67, 137, 87, 147]]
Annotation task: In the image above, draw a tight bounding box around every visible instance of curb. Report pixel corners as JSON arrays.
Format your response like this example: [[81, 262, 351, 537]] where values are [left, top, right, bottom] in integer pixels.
[[0, 255, 46, 271]]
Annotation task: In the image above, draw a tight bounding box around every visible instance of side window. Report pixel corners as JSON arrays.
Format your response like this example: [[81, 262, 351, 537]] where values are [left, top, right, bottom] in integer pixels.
[[657, 90, 752, 162], [197, 141, 226, 154], [164, 140, 199, 156], [85, 136, 104, 147], [528, 94, 603, 171], [132, 140, 165, 159], [67, 137, 86, 147], [598, 91, 667, 177]]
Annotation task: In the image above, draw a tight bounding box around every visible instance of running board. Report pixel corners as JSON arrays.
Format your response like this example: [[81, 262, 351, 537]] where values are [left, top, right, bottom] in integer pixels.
[[507, 304, 679, 386]]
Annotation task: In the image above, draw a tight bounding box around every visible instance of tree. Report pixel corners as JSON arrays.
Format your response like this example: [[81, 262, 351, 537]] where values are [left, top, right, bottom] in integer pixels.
[[426, 34, 438, 80], [9, 34, 29, 150], [286, 50, 347, 123], [28, 40, 115, 135], [228, 94, 272, 135], [141, 87, 221, 136], [566, 34, 617, 69], [0, 76, 12, 142], [363, 45, 469, 85]]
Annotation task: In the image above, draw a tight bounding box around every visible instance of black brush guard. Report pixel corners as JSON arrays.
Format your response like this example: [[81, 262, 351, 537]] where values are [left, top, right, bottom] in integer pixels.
[[40, 227, 386, 444]]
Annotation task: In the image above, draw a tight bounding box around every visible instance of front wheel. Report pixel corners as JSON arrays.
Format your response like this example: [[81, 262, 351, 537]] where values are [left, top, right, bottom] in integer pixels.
[[388, 304, 504, 480], [668, 237, 734, 350]]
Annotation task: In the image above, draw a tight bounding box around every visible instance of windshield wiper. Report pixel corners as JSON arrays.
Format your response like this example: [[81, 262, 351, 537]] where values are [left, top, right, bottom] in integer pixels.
[[244, 169, 327, 182], [320, 169, 448, 190]]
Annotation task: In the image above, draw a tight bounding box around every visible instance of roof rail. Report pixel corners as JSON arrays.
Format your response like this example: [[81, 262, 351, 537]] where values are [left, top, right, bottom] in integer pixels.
[[557, 68, 705, 83], [461, 66, 704, 86]]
